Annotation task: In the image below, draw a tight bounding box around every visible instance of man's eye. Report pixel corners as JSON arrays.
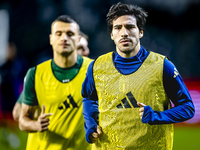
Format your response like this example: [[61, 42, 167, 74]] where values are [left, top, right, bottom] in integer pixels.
[[67, 32, 74, 36], [127, 26, 135, 29], [56, 32, 62, 36], [114, 26, 121, 30]]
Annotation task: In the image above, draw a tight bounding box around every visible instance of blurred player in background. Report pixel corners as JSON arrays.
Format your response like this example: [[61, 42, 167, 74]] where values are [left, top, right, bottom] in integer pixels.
[[17, 15, 93, 150], [77, 31, 90, 57], [82, 2, 195, 150], [12, 31, 91, 121], [12, 28, 92, 150]]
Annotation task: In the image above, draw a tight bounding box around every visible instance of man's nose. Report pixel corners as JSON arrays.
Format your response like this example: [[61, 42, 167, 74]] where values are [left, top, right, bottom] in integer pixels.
[[61, 34, 68, 41], [121, 27, 128, 37]]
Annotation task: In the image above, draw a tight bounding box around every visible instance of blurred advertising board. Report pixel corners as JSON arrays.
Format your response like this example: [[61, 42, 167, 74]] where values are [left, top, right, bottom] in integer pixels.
[[177, 78, 200, 126]]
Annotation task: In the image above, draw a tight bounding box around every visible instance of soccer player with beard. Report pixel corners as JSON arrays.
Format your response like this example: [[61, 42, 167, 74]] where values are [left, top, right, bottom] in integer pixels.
[[82, 2, 195, 150]]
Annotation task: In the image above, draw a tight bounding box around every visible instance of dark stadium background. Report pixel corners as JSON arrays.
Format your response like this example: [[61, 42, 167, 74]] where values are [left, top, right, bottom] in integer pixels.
[[0, 0, 199, 149]]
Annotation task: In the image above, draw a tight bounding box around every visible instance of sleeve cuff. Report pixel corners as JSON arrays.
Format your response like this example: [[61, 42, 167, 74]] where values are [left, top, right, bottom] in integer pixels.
[[142, 105, 153, 124], [85, 125, 97, 143]]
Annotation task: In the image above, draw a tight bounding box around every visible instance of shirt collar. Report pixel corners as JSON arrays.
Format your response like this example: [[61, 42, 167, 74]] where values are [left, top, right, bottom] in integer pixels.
[[114, 46, 145, 64], [52, 55, 83, 71]]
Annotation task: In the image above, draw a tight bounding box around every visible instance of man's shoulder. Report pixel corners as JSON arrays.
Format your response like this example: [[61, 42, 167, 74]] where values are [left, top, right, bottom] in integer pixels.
[[98, 52, 113, 58], [82, 56, 93, 63], [94, 52, 113, 63], [25, 60, 51, 77], [25, 60, 51, 82], [82, 56, 94, 68], [36, 59, 52, 68], [149, 51, 166, 58]]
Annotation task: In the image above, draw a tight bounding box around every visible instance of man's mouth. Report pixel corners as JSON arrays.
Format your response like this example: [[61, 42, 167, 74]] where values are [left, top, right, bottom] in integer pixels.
[[120, 39, 131, 44], [60, 43, 70, 48]]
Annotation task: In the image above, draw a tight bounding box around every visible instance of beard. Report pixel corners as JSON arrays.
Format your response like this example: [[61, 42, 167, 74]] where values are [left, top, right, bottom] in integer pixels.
[[54, 47, 74, 58], [117, 38, 139, 55]]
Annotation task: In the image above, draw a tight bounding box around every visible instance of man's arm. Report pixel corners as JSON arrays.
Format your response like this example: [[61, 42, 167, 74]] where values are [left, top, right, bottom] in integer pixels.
[[139, 59, 195, 124], [18, 67, 52, 132], [19, 104, 52, 132], [82, 61, 102, 143], [12, 102, 21, 121], [12, 89, 24, 121], [13, 87, 39, 122]]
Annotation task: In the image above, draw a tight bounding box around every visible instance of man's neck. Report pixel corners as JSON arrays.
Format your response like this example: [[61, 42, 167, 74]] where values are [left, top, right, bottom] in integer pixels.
[[117, 44, 141, 58], [53, 52, 77, 68]]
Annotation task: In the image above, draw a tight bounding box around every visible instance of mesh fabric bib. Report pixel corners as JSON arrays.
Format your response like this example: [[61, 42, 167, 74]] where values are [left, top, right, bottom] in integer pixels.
[[34, 57, 92, 150], [93, 52, 173, 150]]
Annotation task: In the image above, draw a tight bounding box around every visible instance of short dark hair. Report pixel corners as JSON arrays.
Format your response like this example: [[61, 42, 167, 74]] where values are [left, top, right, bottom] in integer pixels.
[[54, 15, 76, 24], [106, 2, 148, 33], [51, 15, 79, 32]]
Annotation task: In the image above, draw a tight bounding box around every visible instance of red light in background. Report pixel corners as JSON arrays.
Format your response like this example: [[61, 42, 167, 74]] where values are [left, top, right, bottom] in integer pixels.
[[183, 79, 200, 124]]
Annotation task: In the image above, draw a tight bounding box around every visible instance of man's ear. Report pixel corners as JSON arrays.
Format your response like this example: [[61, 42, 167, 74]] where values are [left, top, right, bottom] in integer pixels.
[[49, 34, 52, 45], [111, 32, 114, 40], [139, 30, 144, 39]]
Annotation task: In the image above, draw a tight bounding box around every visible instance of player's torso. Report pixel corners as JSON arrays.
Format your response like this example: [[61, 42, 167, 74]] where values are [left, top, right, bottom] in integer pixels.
[[93, 52, 173, 150], [34, 58, 92, 150]]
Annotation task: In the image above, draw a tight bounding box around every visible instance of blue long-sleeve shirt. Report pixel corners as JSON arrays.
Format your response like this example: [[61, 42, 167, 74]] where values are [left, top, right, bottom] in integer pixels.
[[82, 46, 195, 143]]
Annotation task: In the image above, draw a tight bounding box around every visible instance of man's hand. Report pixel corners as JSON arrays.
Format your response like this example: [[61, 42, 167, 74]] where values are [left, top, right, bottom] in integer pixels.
[[36, 105, 52, 132], [137, 102, 146, 119], [89, 125, 103, 143]]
